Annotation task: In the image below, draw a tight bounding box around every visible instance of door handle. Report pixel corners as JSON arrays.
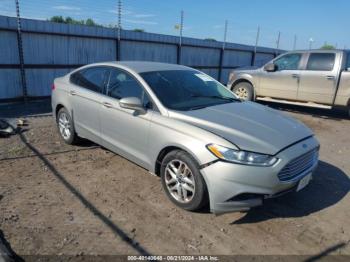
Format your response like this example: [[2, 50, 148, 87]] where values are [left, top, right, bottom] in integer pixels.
[[326, 75, 335, 80], [102, 102, 113, 108], [292, 74, 300, 78], [70, 90, 77, 96]]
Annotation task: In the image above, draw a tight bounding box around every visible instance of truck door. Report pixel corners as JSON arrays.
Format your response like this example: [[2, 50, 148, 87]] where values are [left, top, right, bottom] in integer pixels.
[[297, 52, 340, 104], [259, 53, 303, 100]]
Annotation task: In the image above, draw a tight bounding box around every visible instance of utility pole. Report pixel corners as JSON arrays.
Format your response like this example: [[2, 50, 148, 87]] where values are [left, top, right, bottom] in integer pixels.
[[293, 34, 297, 50], [179, 10, 184, 46], [15, 0, 27, 101], [222, 20, 228, 49], [116, 0, 122, 60], [275, 31, 280, 55], [309, 38, 314, 50], [176, 10, 184, 64], [252, 26, 260, 66]]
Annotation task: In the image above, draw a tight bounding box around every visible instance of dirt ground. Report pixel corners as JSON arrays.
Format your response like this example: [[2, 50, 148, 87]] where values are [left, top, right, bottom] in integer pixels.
[[0, 100, 349, 258]]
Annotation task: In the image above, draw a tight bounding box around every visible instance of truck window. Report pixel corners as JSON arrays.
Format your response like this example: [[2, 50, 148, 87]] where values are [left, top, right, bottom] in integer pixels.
[[274, 53, 302, 70], [347, 52, 350, 69], [306, 53, 335, 71]]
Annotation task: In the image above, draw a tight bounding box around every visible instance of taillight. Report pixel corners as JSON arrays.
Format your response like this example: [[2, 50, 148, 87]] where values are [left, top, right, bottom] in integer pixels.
[[51, 83, 56, 91]]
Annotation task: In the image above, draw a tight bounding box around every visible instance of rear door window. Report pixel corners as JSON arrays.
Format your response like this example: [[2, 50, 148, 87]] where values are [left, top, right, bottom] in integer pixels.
[[70, 67, 110, 93], [306, 53, 335, 71]]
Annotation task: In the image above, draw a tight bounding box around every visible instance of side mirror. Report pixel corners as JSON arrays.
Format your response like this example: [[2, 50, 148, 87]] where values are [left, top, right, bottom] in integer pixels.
[[119, 97, 146, 113], [264, 63, 277, 72]]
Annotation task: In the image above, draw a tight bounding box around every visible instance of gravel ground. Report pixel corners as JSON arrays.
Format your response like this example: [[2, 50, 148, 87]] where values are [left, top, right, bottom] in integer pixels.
[[0, 100, 349, 259]]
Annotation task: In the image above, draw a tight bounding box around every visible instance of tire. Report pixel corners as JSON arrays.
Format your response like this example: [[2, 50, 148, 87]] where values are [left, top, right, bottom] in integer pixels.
[[56, 107, 79, 145], [232, 82, 254, 101], [160, 150, 209, 211]]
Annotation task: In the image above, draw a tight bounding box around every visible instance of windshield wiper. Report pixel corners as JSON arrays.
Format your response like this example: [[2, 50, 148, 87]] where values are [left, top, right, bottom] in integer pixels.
[[190, 94, 241, 102], [189, 105, 209, 110]]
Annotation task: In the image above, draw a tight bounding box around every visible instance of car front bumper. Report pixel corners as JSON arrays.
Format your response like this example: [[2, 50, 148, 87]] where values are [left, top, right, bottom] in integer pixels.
[[200, 136, 319, 214]]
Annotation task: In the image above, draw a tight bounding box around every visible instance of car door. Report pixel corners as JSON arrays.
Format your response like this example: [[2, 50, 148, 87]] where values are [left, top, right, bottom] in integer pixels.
[[100, 67, 155, 169], [69, 66, 109, 144], [259, 53, 303, 100], [297, 52, 340, 104]]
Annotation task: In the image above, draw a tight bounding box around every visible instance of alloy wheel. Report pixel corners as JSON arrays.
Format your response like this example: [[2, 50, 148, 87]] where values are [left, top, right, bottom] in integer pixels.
[[58, 112, 71, 140], [164, 159, 196, 203], [235, 86, 249, 100]]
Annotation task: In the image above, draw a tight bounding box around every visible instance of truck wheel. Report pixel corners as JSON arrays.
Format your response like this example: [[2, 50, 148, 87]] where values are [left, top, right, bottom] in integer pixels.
[[232, 82, 254, 101]]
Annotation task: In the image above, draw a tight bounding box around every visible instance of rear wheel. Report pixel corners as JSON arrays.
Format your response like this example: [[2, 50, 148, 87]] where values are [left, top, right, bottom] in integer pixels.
[[232, 82, 254, 101], [160, 150, 208, 211], [57, 107, 79, 144]]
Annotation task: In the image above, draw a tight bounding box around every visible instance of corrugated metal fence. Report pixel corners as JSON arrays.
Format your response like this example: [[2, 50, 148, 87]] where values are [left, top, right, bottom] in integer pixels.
[[0, 15, 282, 101]]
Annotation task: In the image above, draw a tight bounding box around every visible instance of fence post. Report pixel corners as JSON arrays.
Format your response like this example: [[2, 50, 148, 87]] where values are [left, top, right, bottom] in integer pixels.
[[15, 0, 27, 101], [116, 0, 122, 61], [218, 20, 228, 83], [116, 39, 121, 61], [177, 44, 181, 64], [218, 48, 224, 83], [250, 51, 255, 66]]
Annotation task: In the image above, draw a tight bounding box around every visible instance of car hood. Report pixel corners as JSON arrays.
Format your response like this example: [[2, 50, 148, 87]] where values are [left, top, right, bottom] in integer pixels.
[[169, 102, 313, 155]]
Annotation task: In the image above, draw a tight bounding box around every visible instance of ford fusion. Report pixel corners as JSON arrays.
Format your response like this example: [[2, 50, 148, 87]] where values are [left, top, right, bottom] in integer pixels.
[[52, 61, 319, 214]]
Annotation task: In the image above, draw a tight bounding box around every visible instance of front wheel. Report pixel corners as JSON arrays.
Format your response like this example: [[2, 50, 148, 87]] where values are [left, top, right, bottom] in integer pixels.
[[232, 82, 254, 101], [160, 150, 208, 211]]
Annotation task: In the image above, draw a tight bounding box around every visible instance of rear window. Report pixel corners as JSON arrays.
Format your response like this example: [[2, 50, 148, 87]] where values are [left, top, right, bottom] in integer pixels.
[[306, 53, 335, 71], [70, 67, 110, 93]]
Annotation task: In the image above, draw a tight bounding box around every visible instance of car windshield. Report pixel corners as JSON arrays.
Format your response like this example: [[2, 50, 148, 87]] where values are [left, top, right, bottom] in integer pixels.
[[140, 70, 239, 111]]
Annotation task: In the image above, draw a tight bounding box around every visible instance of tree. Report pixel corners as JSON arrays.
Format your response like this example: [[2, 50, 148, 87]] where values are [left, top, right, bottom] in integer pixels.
[[133, 28, 145, 32], [49, 16, 65, 23], [320, 44, 335, 50], [48, 16, 100, 27], [85, 18, 98, 27], [204, 38, 217, 42]]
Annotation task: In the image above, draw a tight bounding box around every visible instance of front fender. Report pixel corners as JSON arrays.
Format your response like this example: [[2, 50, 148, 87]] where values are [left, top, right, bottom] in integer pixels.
[[147, 113, 234, 173]]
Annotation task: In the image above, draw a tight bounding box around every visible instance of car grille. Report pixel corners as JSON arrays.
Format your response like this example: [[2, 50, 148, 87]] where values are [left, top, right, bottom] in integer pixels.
[[278, 149, 318, 182]]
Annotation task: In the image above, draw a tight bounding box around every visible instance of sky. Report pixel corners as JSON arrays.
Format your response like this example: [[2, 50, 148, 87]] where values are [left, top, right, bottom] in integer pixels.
[[0, 0, 349, 50]]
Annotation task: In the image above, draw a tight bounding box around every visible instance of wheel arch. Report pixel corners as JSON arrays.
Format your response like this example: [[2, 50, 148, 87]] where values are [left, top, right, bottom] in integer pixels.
[[55, 104, 65, 118], [154, 145, 201, 176], [231, 78, 256, 98]]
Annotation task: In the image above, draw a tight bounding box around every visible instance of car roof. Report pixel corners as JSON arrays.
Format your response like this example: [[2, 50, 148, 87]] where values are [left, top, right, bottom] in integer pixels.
[[90, 61, 194, 73]]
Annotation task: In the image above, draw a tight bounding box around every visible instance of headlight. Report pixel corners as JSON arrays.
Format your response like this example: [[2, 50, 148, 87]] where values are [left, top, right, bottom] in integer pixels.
[[207, 144, 278, 166]]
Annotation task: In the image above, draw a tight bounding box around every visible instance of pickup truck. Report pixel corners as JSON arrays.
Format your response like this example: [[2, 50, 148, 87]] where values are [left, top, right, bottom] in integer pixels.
[[227, 49, 350, 115]]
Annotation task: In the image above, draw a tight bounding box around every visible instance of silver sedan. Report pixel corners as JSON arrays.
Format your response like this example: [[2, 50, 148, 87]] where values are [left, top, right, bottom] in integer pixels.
[[51, 61, 319, 214]]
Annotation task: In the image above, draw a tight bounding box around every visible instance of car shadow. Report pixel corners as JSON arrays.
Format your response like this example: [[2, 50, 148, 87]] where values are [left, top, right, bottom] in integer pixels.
[[0, 99, 52, 119], [231, 161, 350, 224], [16, 128, 152, 256], [258, 100, 349, 121]]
